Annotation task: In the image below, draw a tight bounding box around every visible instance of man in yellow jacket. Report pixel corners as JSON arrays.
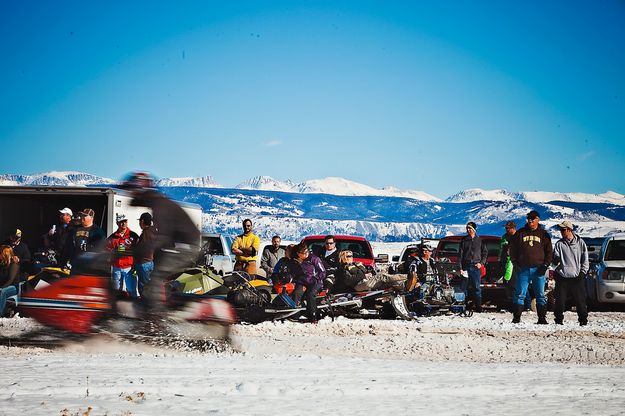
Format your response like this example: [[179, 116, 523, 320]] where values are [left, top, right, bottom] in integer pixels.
[[231, 218, 261, 275]]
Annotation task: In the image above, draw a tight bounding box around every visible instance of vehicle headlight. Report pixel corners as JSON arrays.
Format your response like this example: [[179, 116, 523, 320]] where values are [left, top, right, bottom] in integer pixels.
[[604, 270, 625, 281]]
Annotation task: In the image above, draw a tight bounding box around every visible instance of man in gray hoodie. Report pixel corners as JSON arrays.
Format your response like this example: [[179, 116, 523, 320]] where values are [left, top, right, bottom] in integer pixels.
[[552, 220, 589, 326]]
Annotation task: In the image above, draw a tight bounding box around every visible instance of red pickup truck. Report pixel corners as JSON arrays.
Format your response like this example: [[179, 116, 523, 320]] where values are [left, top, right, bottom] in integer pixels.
[[301, 235, 376, 272]]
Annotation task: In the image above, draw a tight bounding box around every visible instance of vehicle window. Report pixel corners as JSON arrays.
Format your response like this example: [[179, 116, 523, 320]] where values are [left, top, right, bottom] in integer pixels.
[[336, 240, 373, 259], [202, 237, 224, 255], [484, 240, 501, 257], [307, 241, 326, 257], [401, 247, 420, 262], [437, 241, 459, 254], [305, 239, 373, 259], [605, 240, 625, 261]]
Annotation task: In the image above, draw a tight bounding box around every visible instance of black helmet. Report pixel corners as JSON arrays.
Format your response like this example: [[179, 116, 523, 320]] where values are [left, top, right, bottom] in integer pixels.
[[119, 171, 155, 190]]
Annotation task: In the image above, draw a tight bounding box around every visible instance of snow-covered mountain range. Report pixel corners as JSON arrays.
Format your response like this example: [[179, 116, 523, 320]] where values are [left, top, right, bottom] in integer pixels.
[[446, 188, 625, 205], [2, 171, 624, 240], [0, 171, 116, 187]]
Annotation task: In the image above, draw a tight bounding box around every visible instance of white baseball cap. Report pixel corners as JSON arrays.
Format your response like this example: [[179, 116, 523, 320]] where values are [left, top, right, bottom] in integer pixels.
[[59, 207, 73, 216]]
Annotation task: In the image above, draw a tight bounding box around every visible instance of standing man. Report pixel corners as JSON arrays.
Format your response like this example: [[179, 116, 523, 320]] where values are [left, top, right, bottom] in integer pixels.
[[500, 220, 530, 310], [260, 235, 285, 279], [459, 222, 488, 312], [231, 219, 260, 275], [44, 207, 74, 265], [70, 208, 105, 264], [509, 210, 553, 324], [134, 212, 156, 297], [552, 221, 589, 326], [106, 214, 139, 297]]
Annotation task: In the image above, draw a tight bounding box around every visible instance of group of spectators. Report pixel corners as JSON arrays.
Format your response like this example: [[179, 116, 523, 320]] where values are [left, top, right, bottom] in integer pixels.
[[1, 192, 591, 327], [45, 207, 157, 299], [454, 209, 589, 326], [1, 172, 202, 321], [230, 220, 404, 322], [0, 206, 157, 316]]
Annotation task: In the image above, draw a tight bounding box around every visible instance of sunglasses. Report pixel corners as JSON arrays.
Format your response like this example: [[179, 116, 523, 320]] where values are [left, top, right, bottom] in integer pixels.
[[326, 241, 335, 245]]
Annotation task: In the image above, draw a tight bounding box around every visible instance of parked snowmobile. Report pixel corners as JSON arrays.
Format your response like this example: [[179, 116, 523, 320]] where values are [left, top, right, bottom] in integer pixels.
[[397, 268, 471, 318], [3, 253, 236, 348]]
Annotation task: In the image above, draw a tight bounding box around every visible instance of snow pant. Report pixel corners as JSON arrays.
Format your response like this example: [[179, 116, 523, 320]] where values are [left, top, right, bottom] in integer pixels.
[[293, 281, 322, 321], [553, 275, 588, 324], [515, 266, 546, 307], [461, 265, 482, 307], [136, 261, 154, 298], [354, 273, 406, 291], [0, 285, 18, 317]]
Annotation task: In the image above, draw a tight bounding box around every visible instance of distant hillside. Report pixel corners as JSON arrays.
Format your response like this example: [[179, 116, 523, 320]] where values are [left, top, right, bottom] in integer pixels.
[[3, 171, 623, 241]]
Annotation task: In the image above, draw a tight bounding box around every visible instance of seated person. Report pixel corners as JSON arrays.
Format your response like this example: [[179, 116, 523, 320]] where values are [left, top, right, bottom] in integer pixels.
[[405, 244, 437, 299], [330, 250, 368, 293], [272, 244, 295, 283], [0, 245, 20, 317], [330, 250, 405, 293]]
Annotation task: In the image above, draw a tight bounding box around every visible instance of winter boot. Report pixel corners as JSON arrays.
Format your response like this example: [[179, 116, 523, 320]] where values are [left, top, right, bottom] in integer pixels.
[[511, 304, 522, 324], [474, 297, 483, 313], [536, 305, 548, 325]]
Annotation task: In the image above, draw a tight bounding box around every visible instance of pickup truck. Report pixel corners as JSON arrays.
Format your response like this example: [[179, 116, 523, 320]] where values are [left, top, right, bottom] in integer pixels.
[[302, 235, 376, 273], [389, 239, 439, 274], [199, 233, 235, 276], [434, 235, 506, 308]]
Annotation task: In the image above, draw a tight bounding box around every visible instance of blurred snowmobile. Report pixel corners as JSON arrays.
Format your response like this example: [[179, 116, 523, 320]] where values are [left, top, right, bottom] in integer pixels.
[[9, 250, 236, 348]]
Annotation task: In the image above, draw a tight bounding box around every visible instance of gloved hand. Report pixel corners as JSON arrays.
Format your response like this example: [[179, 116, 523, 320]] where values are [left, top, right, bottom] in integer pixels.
[[537, 265, 548, 276], [577, 271, 587, 279]]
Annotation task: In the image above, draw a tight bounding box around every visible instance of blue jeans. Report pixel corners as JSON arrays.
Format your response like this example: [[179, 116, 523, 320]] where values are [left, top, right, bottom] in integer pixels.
[[0, 285, 18, 317], [461, 265, 482, 301], [515, 266, 546, 307], [136, 261, 154, 297], [112, 267, 137, 297]]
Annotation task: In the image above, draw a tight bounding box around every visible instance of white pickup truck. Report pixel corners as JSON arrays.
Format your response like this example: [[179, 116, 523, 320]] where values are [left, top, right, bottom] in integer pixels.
[[199, 233, 235, 276]]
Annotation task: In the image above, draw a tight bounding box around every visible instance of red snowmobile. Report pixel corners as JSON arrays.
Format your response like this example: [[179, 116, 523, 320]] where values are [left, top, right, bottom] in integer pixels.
[[3, 259, 236, 349]]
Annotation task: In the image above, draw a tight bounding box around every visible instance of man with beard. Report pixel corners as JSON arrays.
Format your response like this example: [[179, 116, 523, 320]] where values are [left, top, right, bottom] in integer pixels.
[[69, 208, 105, 265], [509, 210, 553, 324]]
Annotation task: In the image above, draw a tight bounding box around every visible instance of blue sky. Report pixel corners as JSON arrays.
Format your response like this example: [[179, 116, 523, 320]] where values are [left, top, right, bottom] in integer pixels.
[[1, 1, 624, 198]]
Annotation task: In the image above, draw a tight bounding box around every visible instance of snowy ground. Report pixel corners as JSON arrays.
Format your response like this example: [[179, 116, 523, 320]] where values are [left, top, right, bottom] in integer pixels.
[[2, 311, 625, 415]]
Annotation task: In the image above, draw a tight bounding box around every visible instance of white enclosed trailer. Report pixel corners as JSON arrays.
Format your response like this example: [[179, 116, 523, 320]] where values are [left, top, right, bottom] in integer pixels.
[[0, 186, 202, 251]]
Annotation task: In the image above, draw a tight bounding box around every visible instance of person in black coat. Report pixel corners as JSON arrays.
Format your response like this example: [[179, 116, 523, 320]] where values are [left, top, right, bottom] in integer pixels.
[[405, 244, 437, 299], [458, 222, 488, 312], [331, 250, 368, 293]]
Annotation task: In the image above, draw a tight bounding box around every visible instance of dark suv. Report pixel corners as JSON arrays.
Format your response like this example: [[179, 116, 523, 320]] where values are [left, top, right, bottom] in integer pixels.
[[301, 235, 376, 273], [434, 235, 505, 307]]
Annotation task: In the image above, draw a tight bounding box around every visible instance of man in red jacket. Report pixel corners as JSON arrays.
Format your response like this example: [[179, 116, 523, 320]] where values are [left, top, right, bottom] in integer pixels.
[[106, 214, 139, 297]]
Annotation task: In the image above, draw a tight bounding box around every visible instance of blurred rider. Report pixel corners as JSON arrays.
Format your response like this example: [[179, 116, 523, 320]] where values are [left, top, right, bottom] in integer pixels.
[[120, 172, 200, 316]]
